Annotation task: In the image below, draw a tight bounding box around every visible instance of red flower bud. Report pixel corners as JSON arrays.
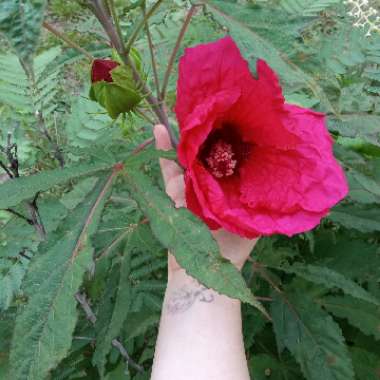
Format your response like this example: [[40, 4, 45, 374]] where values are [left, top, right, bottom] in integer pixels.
[[91, 59, 119, 83]]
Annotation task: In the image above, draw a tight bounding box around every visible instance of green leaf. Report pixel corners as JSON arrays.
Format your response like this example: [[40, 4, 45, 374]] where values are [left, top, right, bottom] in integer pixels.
[[123, 170, 267, 315], [206, 0, 335, 113], [249, 353, 297, 380], [271, 290, 355, 380], [9, 174, 113, 380], [125, 311, 160, 341], [0, 257, 29, 311], [65, 94, 111, 149], [314, 239, 379, 283], [0, 0, 46, 65], [349, 347, 380, 380], [328, 115, 380, 148], [346, 169, 380, 204], [124, 146, 177, 167], [280, 0, 340, 17], [328, 204, 380, 233], [0, 162, 111, 209], [278, 263, 380, 305], [93, 233, 133, 377], [60, 177, 99, 210], [105, 362, 130, 380], [321, 295, 380, 341], [0, 48, 61, 119]]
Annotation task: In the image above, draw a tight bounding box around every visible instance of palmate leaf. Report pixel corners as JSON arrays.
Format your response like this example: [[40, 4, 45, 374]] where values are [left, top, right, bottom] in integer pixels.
[[0, 161, 111, 209], [321, 295, 380, 341], [277, 263, 380, 305], [205, 0, 335, 113], [0, 0, 46, 65], [9, 174, 113, 380], [271, 290, 355, 380], [123, 170, 268, 316]]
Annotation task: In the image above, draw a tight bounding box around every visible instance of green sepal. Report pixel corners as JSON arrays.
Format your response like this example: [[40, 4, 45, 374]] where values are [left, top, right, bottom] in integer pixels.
[[89, 49, 145, 119]]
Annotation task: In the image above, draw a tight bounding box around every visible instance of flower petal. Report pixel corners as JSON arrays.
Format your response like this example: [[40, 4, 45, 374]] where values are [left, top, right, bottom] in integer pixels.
[[178, 89, 241, 168], [227, 59, 299, 148], [239, 106, 348, 214], [175, 36, 253, 128]]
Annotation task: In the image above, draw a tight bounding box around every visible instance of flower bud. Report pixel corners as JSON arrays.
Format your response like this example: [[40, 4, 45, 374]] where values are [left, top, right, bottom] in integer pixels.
[[89, 49, 144, 119]]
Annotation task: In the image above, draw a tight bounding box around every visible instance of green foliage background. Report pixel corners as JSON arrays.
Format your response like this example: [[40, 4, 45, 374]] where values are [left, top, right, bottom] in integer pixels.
[[0, 0, 379, 379]]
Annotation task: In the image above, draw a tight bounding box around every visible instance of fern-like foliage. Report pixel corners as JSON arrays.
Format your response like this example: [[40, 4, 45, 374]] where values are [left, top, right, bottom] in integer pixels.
[[280, 0, 341, 17], [0, 47, 61, 117]]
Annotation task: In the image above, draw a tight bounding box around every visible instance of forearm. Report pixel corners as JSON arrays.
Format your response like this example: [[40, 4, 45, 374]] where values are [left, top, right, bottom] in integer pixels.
[[151, 267, 250, 380]]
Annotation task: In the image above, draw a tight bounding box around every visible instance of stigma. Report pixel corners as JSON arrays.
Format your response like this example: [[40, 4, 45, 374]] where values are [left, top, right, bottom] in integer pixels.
[[205, 140, 237, 178]]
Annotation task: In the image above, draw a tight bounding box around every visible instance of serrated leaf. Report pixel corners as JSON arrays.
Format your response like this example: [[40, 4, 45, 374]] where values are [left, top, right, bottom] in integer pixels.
[[346, 169, 380, 204], [328, 115, 380, 148], [9, 174, 114, 380], [124, 146, 177, 167], [315, 239, 380, 283], [60, 177, 99, 210], [0, 162, 111, 209], [349, 347, 380, 380], [0, 257, 29, 311], [321, 295, 380, 341], [328, 204, 380, 233], [278, 263, 379, 305], [271, 290, 355, 380], [125, 311, 160, 341], [0, 0, 46, 65], [123, 170, 267, 316], [93, 232, 133, 377], [249, 353, 296, 380]]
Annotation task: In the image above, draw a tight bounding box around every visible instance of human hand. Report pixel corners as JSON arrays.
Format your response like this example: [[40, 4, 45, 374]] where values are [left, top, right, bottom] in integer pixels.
[[153, 124, 259, 273]]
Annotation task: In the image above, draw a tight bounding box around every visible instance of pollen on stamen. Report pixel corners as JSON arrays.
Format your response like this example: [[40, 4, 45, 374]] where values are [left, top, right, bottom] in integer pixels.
[[206, 140, 237, 178]]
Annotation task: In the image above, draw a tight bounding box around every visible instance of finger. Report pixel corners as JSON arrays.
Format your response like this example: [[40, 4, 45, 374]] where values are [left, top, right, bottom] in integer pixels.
[[153, 124, 183, 187], [166, 174, 186, 208]]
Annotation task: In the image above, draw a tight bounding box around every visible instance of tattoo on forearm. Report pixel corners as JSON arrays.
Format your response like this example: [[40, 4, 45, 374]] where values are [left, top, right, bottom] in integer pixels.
[[166, 285, 215, 314]]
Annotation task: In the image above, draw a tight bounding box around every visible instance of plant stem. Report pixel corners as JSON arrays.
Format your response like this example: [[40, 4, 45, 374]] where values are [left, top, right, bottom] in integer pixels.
[[161, 4, 201, 100], [0, 160, 13, 178], [131, 137, 154, 155], [43, 22, 94, 61], [88, 0, 178, 147], [75, 292, 144, 372], [144, 7, 161, 99], [124, 0, 164, 53]]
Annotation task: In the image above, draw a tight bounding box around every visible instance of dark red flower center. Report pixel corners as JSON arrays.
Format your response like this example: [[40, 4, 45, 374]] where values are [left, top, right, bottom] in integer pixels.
[[91, 59, 119, 83], [199, 124, 252, 179]]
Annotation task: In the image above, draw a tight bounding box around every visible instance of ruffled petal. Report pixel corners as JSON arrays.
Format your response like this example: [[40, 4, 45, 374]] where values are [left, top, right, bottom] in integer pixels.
[[178, 89, 241, 168], [175, 36, 253, 128], [185, 173, 220, 230], [227, 59, 299, 148]]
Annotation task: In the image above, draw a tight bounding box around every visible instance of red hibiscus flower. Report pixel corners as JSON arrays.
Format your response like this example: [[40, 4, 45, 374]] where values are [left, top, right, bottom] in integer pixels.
[[91, 59, 119, 83], [175, 36, 348, 238]]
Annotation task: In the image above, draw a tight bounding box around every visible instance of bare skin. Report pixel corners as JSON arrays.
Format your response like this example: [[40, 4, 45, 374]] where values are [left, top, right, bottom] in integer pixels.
[[150, 125, 258, 380]]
